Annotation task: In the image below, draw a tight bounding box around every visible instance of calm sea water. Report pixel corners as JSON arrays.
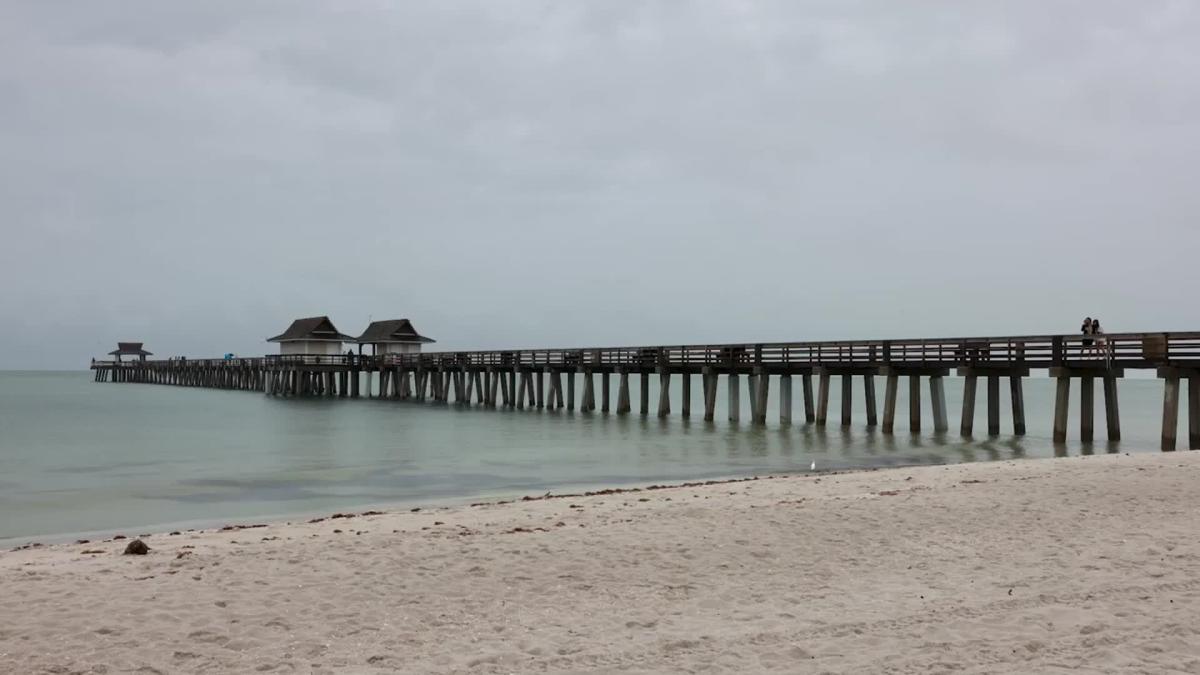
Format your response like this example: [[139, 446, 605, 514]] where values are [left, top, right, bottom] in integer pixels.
[[0, 370, 1177, 543]]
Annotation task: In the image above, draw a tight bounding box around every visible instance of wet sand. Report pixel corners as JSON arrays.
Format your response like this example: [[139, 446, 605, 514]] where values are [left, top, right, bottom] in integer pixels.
[[3, 451, 1200, 674]]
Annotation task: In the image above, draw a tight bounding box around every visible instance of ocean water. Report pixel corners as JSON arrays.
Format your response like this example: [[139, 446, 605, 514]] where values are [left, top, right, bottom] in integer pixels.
[[0, 370, 1180, 543]]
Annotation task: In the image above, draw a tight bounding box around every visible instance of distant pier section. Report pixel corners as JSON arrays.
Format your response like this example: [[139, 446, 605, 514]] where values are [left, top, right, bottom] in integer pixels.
[[92, 318, 1200, 451]]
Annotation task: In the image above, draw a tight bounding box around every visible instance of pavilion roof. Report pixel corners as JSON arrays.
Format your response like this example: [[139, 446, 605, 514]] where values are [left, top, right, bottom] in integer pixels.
[[355, 319, 436, 344], [267, 316, 354, 342], [108, 342, 152, 356]]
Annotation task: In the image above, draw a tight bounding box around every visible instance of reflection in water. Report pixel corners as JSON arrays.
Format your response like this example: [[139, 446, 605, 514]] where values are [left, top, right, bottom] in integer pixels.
[[0, 371, 1176, 541]]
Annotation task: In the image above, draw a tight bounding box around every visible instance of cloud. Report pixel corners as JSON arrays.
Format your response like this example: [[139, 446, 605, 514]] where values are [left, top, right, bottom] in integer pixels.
[[1, 1, 1198, 368]]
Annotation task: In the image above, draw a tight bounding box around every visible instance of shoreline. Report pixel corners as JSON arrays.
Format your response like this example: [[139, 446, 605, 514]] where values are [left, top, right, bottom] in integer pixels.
[[4, 451, 1200, 673], [4, 458, 892, 549], [4, 466, 847, 550]]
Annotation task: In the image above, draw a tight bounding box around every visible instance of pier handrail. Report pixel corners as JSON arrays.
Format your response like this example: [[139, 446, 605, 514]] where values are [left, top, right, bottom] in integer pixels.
[[94, 331, 1200, 371]]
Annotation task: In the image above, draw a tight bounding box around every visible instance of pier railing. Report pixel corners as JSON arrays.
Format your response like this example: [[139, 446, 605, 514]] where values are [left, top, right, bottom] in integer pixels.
[[91, 331, 1200, 371]]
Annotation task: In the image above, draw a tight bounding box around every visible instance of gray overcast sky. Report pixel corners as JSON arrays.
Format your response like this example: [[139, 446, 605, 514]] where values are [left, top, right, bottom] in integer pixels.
[[1, 1, 1197, 369]]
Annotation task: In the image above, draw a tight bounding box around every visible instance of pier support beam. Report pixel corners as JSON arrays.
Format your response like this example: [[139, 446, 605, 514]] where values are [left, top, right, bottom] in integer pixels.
[[1191, 377, 1200, 451], [1156, 368, 1200, 451], [1011, 375, 1027, 436], [880, 367, 950, 435], [908, 375, 921, 433], [657, 368, 671, 417], [747, 373, 758, 422], [616, 369, 631, 415], [1053, 375, 1071, 444], [815, 371, 830, 426], [882, 374, 898, 434], [728, 373, 740, 423], [639, 372, 650, 416], [930, 376, 948, 432], [815, 367, 876, 428], [840, 374, 853, 427], [801, 373, 815, 423], [567, 371, 576, 411], [601, 372, 610, 413], [1103, 375, 1120, 441], [516, 371, 529, 409], [702, 368, 718, 422], [551, 370, 565, 409], [1080, 375, 1095, 443], [581, 369, 595, 412], [864, 374, 877, 427], [681, 372, 691, 419], [987, 375, 1000, 436], [1162, 374, 1180, 451], [960, 374, 977, 436], [779, 374, 792, 425], [959, 367, 1030, 437], [1049, 367, 1123, 444], [752, 369, 768, 425]]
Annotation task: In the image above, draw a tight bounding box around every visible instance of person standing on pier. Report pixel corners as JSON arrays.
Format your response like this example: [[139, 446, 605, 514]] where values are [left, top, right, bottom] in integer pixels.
[[1081, 317, 1093, 357], [1092, 318, 1109, 365]]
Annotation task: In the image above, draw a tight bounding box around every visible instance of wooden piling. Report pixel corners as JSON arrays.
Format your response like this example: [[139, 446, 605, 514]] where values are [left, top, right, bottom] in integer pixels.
[[882, 374, 898, 434], [801, 373, 815, 423], [1189, 376, 1200, 450], [779, 374, 792, 425], [753, 369, 768, 425], [961, 374, 977, 436], [601, 372, 610, 413], [930, 376, 948, 432], [681, 372, 691, 419], [908, 375, 921, 433], [840, 374, 852, 427], [617, 369, 631, 414], [1010, 375, 1026, 435], [639, 372, 649, 416], [1161, 374, 1180, 451], [728, 373, 740, 423], [547, 370, 562, 409], [657, 368, 671, 417], [747, 374, 759, 422], [863, 374, 877, 427], [567, 371, 576, 411], [700, 367, 710, 420], [986, 375, 1000, 436], [582, 369, 595, 412], [1053, 376, 1071, 443], [1080, 376, 1095, 443], [815, 372, 830, 426], [516, 371, 528, 409]]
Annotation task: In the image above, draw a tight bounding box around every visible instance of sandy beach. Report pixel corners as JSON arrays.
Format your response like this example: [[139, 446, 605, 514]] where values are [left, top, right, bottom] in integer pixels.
[[3, 452, 1200, 674]]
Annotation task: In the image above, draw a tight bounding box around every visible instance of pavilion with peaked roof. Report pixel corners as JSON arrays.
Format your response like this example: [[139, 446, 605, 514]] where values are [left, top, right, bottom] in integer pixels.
[[355, 319, 436, 356], [108, 342, 152, 362], [267, 316, 354, 356]]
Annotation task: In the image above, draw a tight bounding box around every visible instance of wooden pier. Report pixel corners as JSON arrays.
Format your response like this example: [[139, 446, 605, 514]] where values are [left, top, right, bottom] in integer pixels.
[[91, 332, 1200, 450]]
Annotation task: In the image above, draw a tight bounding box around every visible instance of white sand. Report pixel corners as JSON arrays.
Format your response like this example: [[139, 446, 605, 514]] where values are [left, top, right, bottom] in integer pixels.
[[3, 452, 1200, 674]]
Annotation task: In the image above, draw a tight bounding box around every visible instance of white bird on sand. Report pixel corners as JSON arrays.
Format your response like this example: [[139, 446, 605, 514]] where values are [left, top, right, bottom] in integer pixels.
[[810, 461, 816, 471]]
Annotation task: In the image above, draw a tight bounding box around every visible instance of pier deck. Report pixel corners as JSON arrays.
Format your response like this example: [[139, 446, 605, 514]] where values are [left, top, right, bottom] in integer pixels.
[[92, 331, 1200, 450]]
